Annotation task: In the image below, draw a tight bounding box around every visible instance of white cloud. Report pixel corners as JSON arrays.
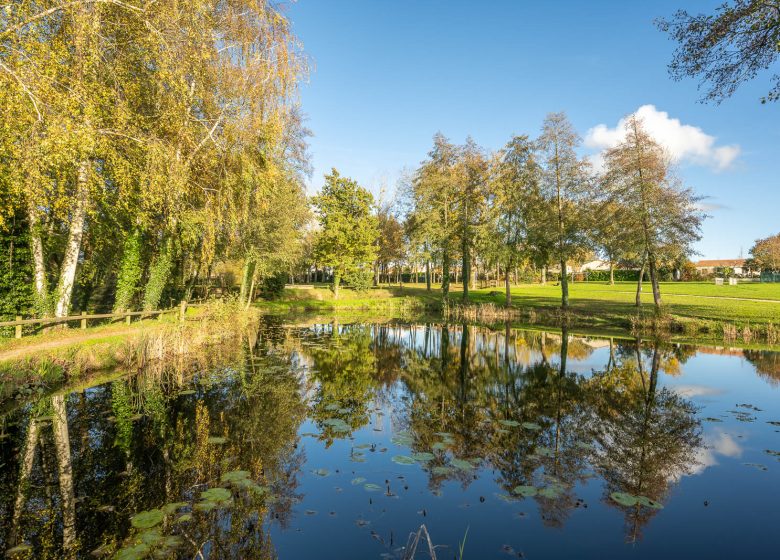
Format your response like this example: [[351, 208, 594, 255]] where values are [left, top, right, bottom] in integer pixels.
[[585, 105, 740, 172], [688, 430, 743, 476]]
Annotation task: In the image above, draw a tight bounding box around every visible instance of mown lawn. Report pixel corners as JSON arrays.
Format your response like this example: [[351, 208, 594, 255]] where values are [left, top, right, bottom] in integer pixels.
[[267, 281, 780, 326]]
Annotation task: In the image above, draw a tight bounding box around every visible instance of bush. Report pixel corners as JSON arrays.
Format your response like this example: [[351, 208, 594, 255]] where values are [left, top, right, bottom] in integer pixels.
[[344, 269, 373, 292], [583, 269, 640, 282], [259, 273, 287, 300]]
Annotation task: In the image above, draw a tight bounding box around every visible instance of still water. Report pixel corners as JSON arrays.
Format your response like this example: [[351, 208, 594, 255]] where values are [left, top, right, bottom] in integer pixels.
[[1, 319, 779, 559]]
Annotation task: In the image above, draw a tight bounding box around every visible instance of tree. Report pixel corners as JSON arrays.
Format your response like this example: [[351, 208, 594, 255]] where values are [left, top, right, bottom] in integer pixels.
[[376, 203, 406, 285], [537, 113, 591, 308], [657, 1, 780, 104], [749, 232, 780, 271], [456, 139, 490, 302], [312, 169, 379, 298], [492, 135, 541, 306], [411, 134, 461, 298], [602, 115, 705, 309]]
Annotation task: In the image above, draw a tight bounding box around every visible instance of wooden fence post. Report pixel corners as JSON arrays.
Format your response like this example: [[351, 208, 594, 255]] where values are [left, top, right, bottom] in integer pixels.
[[179, 300, 187, 322], [81, 311, 87, 330], [125, 314, 131, 325], [15, 316, 22, 339]]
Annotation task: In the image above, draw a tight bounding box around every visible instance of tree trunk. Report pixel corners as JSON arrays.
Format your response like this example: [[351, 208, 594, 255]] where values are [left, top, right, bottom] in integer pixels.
[[636, 253, 647, 307], [560, 258, 569, 308], [10, 419, 40, 547], [27, 204, 47, 314], [52, 395, 77, 557], [442, 250, 450, 297], [647, 251, 663, 308], [462, 244, 470, 302], [333, 273, 340, 299], [609, 260, 615, 285], [505, 262, 512, 308], [55, 160, 90, 318], [426, 260, 431, 291], [541, 265, 547, 285]]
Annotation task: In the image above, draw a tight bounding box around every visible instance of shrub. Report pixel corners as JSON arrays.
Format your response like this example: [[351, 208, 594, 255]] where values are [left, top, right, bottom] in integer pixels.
[[259, 273, 287, 300], [345, 269, 373, 292]]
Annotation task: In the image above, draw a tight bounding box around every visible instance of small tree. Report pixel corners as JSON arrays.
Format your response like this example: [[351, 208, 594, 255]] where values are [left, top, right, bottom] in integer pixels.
[[750, 232, 780, 271], [312, 169, 379, 299]]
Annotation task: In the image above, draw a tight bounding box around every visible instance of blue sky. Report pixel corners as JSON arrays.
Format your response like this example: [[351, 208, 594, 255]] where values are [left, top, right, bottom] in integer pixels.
[[286, 0, 779, 260]]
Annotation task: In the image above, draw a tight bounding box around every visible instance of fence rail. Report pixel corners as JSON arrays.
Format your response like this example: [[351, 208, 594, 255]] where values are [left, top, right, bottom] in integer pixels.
[[0, 300, 193, 339]]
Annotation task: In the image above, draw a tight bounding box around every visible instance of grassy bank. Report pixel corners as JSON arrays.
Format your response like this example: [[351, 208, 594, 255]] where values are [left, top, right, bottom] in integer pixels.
[[0, 300, 261, 402], [261, 281, 780, 344]]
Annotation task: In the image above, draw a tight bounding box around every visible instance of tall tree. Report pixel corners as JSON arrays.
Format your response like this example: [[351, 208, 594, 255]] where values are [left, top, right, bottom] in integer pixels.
[[749, 232, 780, 271], [312, 169, 379, 299], [537, 113, 590, 308], [492, 135, 541, 306], [602, 115, 705, 308], [657, 0, 780, 103]]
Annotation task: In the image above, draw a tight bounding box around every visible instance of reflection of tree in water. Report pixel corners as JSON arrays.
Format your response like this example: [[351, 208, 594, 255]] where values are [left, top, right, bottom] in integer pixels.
[[0, 324, 307, 558], [743, 349, 780, 386], [588, 339, 703, 543], [306, 322, 378, 444]]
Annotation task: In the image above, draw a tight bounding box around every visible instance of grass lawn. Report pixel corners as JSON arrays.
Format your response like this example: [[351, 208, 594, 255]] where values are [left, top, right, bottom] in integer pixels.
[[265, 281, 780, 328]]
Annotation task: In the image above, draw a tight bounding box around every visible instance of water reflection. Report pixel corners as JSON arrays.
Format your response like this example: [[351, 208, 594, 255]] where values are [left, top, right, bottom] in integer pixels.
[[2, 319, 775, 558]]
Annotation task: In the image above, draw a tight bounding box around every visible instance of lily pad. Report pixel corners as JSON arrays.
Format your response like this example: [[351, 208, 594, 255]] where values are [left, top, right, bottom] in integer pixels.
[[610, 491, 639, 507], [161, 501, 188, 514], [351, 477, 366, 485], [538, 485, 565, 499], [392, 455, 417, 465], [312, 468, 330, 477], [115, 543, 151, 560], [200, 487, 232, 503], [207, 436, 227, 445], [175, 513, 192, 523], [130, 509, 164, 530], [178, 390, 196, 396], [391, 432, 414, 446], [412, 452, 435, 462], [432, 466, 454, 476], [522, 422, 542, 431], [221, 470, 251, 484], [451, 458, 475, 471], [512, 485, 538, 497], [498, 419, 521, 427], [636, 496, 664, 509], [364, 483, 383, 492], [432, 442, 448, 451]]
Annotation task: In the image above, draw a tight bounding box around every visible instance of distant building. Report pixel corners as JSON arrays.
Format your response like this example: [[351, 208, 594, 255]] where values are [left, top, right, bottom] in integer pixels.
[[694, 259, 757, 277], [578, 260, 611, 272]]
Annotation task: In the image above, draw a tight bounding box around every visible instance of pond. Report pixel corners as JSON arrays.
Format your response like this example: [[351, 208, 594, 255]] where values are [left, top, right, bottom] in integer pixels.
[[1, 318, 779, 559]]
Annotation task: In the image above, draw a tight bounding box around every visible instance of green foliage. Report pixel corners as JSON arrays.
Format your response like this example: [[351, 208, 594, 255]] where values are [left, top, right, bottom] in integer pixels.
[[259, 272, 287, 300], [114, 230, 143, 312], [585, 270, 640, 282], [0, 214, 33, 322], [312, 169, 379, 294], [344, 268, 374, 292], [143, 242, 173, 311]]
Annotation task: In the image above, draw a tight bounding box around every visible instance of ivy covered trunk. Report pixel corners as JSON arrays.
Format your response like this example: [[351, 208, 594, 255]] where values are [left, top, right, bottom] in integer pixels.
[[113, 229, 143, 312], [143, 239, 173, 311]]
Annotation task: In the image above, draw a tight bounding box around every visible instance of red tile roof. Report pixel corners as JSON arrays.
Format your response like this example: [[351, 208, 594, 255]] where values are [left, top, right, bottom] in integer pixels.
[[695, 259, 746, 267]]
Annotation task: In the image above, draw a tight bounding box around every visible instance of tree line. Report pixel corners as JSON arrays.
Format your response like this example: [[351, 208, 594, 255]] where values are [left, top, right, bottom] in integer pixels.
[[308, 112, 706, 310], [1, 0, 309, 321]]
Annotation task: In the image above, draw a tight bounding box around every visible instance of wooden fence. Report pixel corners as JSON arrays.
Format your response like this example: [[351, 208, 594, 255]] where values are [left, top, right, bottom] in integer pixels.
[[0, 300, 190, 339]]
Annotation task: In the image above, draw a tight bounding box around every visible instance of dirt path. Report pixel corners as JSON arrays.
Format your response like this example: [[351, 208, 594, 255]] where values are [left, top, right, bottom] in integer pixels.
[[0, 327, 140, 363]]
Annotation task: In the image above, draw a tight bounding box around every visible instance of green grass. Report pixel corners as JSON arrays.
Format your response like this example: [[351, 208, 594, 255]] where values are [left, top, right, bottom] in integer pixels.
[[260, 281, 780, 343]]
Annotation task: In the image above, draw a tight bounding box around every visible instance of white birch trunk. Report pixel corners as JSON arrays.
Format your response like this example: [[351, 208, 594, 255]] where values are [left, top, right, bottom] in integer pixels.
[[52, 395, 77, 557], [27, 205, 47, 310], [55, 161, 90, 318]]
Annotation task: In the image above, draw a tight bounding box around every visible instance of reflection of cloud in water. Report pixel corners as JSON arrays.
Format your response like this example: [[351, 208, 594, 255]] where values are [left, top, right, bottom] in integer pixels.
[[689, 430, 743, 476], [669, 384, 724, 398]]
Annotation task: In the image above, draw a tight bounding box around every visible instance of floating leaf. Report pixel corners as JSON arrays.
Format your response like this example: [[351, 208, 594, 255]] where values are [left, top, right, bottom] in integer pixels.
[[115, 543, 150, 560], [451, 458, 474, 471], [130, 509, 164, 529], [353, 443, 373, 449], [522, 422, 542, 431], [178, 390, 196, 396], [175, 513, 192, 523], [702, 417, 723, 423], [636, 496, 664, 509], [512, 485, 537, 497], [221, 470, 251, 484], [392, 455, 416, 465], [324, 404, 340, 411], [412, 452, 435, 462], [432, 442, 448, 451], [364, 483, 383, 492], [207, 436, 227, 445], [161, 502, 187, 515], [312, 468, 330, 477], [200, 487, 232, 503], [351, 477, 366, 485], [391, 433, 414, 446], [538, 485, 565, 499], [498, 419, 521, 427], [610, 492, 639, 507], [744, 462, 768, 471], [575, 441, 595, 450], [432, 466, 453, 476]]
